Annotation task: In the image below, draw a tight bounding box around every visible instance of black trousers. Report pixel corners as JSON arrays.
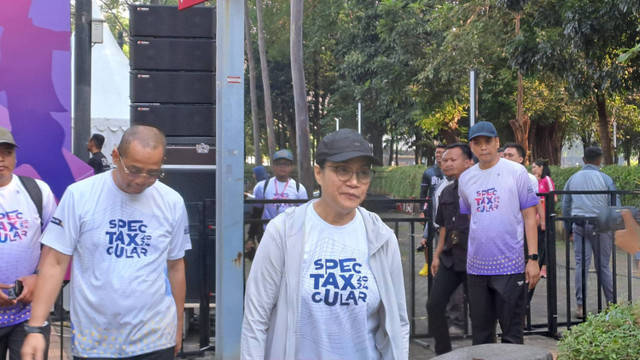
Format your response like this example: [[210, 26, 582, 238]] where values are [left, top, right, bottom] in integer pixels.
[[467, 273, 527, 345], [426, 265, 467, 355], [0, 321, 50, 360], [73, 346, 174, 360]]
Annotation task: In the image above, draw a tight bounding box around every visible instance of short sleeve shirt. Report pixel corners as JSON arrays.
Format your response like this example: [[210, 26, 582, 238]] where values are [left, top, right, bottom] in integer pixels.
[[458, 159, 539, 275], [41, 171, 191, 357]]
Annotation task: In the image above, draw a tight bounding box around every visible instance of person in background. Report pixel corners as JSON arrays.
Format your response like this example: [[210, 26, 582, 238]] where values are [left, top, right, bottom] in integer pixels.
[[241, 129, 409, 359], [498, 147, 505, 158], [86, 133, 111, 174], [458, 121, 540, 346], [0, 127, 57, 360], [503, 143, 546, 243], [418, 144, 446, 276], [426, 143, 474, 355], [562, 146, 618, 319], [253, 149, 308, 225], [531, 159, 555, 278]]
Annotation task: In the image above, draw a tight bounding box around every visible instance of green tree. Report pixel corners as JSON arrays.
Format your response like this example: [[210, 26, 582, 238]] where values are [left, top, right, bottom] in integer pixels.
[[510, 0, 640, 164]]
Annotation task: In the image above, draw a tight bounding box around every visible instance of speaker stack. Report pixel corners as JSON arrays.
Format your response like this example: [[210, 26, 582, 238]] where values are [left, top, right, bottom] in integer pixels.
[[129, 5, 216, 331], [129, 4, 216, 155]]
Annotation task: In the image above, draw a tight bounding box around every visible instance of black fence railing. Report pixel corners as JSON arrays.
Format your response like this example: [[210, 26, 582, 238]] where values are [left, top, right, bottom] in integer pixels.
[[244, 189, 640, 342]]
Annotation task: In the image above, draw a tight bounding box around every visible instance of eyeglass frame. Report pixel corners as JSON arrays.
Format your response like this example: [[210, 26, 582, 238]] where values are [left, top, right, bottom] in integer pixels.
[[323, 165, 375, 184], [118, 156, 165, 180]]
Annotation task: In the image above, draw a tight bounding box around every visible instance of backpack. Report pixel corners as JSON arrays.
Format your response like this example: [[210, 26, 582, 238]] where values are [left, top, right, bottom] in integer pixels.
[[18, 175, 43, 229]]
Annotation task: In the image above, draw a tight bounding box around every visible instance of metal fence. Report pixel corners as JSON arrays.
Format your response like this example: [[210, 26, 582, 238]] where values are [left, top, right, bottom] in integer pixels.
[[244, 189, 640, 342]]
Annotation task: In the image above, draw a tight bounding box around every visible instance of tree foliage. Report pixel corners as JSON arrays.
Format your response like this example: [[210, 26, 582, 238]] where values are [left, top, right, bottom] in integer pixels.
[[100, 0, 640, 167]]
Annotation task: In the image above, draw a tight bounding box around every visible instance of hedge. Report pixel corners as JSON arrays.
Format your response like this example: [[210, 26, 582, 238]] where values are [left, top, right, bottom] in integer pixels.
[[370, 164, 640, 207]]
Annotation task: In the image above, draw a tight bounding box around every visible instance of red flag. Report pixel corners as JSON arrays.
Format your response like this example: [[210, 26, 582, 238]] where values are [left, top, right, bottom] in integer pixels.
[[178, 0, 207, 10]]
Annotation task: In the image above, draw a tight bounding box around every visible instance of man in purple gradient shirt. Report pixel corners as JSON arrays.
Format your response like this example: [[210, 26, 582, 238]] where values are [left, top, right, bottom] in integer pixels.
[[458, 121, 540, 346]]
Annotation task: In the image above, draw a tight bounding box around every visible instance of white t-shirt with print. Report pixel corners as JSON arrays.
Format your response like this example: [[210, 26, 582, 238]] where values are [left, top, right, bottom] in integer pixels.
[[253, 178, 308, 220], [295, 205, 381, 360], [0, 175, 57, 327], [41, 171, 191, 357]]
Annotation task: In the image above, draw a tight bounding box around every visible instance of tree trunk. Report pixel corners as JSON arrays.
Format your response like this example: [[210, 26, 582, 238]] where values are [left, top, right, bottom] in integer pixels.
[[528, 119, 563, 165], [387, 136, 394, 166], [440, 123, 461, 145], [244, 0, 262, 165], [509, 113, 531, 164], [510, 13, 531, 164], [290, 0, 314, 194], [595, 92, 614, 165], [370, 129, 384, 166], [414, 130, 423, 165], [255, 0, 277, 158]]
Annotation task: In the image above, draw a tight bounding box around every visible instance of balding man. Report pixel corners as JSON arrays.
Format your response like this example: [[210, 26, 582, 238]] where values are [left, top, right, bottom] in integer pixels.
[[22, 125, 191, 360]]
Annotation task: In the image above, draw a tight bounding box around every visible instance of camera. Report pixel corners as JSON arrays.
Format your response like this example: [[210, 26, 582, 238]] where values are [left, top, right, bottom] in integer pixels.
[[7, 280, 23, 300], [597, 206, 639, 232], [416, 244, 426, 252]]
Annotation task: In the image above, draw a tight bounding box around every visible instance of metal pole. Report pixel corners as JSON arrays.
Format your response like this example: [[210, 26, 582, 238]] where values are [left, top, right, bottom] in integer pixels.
[[215, 0, 245, 358], [469, 69, 478, 127], [73, 0, 92, 162]]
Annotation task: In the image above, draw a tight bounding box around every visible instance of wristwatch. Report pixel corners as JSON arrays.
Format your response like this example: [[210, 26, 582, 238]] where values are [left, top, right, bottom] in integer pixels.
[[527, 254, 540, 261], [24, 321, 49, 335]]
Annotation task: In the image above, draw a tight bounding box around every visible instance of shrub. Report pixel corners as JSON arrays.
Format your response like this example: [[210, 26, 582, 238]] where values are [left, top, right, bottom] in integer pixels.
[[370, 164, 640, 205], [369, 165, 424, 198], [557, 303, 640, 360]]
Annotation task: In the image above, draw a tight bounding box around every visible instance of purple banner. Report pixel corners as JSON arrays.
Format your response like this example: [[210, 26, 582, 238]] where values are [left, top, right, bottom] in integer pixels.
[[0, 0, 92, 199]]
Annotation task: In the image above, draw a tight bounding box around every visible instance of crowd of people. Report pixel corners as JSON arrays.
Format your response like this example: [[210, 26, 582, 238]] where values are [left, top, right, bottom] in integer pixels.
[[1, 121, 639, 360]]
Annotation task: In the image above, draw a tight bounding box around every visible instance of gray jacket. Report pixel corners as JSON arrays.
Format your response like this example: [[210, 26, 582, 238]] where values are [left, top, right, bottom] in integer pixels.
[[241, 200, 409, 359]]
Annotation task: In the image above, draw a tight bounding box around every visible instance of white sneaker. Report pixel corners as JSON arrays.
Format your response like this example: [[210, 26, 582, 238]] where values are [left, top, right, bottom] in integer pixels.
[[448, 326, 464, 336]]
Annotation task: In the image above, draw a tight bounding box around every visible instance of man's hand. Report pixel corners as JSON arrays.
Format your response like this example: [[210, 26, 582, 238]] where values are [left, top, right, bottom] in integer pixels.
[[525, 260, 540, 290], [21, 333, 47, 360], [431, 257, 440, 277], [0, 283, 16, 307], [16, 274, 38, 304], [615, 209, 640, 256], [174, 331, 183, 357]]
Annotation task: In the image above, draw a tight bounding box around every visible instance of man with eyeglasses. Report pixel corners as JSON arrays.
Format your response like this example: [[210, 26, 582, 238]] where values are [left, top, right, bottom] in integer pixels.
[[253, 149, 308, 226], [22, 125, 191, 360]]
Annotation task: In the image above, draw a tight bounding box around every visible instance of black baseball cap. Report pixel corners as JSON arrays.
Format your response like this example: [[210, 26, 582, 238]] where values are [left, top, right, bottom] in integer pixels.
[[468, 121, 498, 140], [316, 129, 382, 166]]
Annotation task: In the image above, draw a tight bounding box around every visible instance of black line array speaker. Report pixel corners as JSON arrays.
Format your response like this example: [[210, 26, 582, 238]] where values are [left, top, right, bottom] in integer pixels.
[[130, 71, 215, 104], [131, 104, 215, 137], [130, 5, 215, 38], [129, 4, 216, 142], [130, 38, 215, 71]]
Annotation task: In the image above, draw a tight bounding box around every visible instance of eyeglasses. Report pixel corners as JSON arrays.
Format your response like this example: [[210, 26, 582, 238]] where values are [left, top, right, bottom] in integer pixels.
[[119, 157, 164, 180], [325, 165, 375, 184], [273, 161, 292, 167]]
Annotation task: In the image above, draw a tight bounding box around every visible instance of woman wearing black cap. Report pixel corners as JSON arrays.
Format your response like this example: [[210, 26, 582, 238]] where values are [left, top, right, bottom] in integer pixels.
[[241, 129, 409, 359]]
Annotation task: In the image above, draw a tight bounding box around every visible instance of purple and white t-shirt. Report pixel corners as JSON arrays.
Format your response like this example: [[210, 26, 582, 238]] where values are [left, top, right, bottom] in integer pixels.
[[458, 158, 539, 275], [0, 175, 57, 328]]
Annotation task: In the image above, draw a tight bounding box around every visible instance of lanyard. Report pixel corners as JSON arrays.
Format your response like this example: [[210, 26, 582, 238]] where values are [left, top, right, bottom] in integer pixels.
[[274, 179, 290, 198]]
